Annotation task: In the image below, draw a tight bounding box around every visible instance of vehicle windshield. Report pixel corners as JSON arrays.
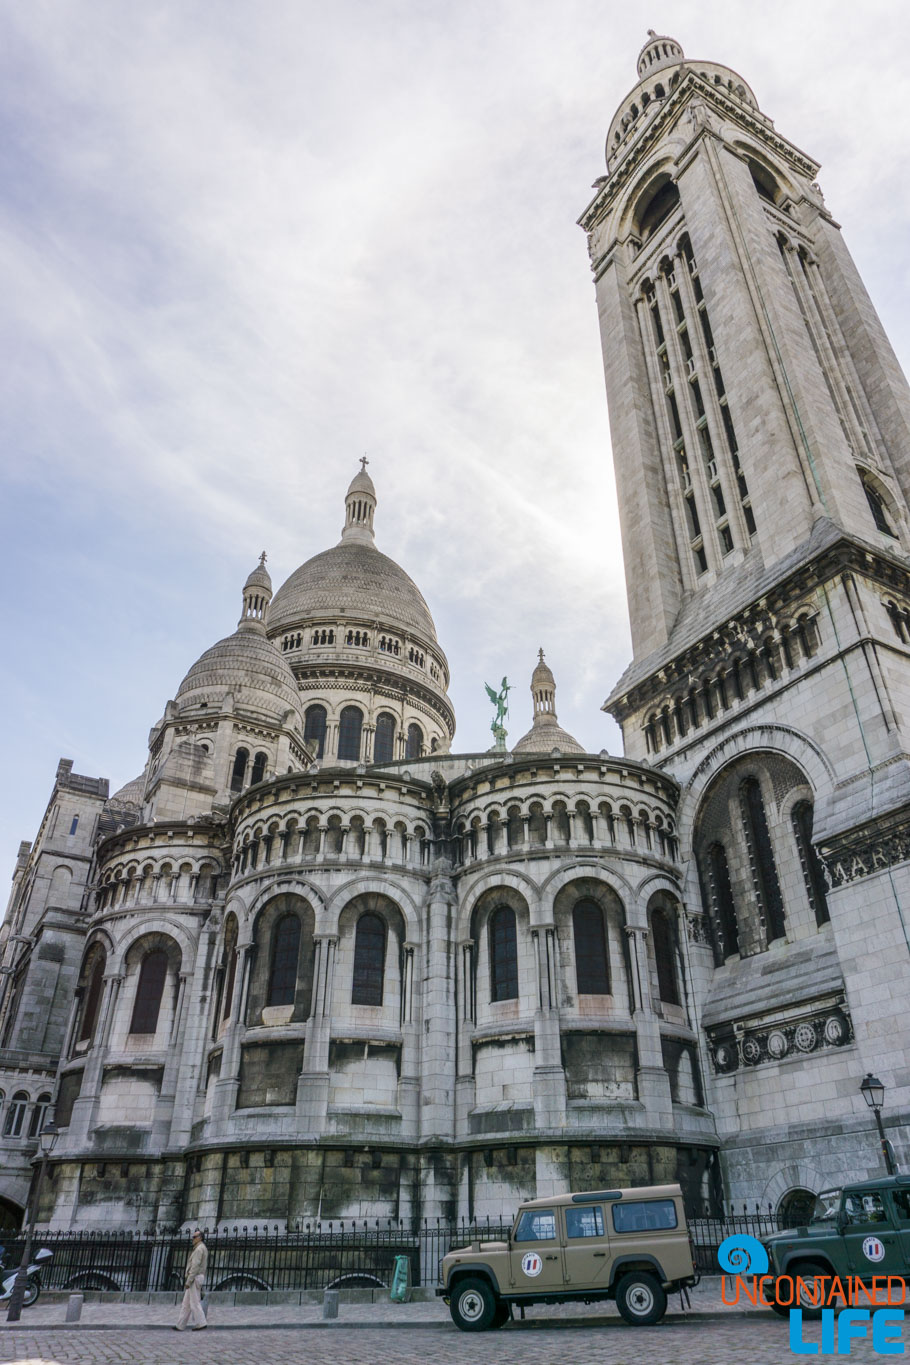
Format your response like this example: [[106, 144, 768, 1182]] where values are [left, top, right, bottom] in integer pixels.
[[810, 1189, 842, 1223]]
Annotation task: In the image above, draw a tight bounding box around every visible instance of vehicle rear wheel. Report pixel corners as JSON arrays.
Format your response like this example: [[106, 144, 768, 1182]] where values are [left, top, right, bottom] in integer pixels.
[[449, 1277, 498, 1332], [23, 1276, 40, 1308], [615, 1271, 667, 1326], [786, 1261, 833, 1321]]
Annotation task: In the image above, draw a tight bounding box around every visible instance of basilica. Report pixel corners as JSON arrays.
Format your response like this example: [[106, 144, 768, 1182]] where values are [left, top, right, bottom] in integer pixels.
[[2, 32, 910, 1233]]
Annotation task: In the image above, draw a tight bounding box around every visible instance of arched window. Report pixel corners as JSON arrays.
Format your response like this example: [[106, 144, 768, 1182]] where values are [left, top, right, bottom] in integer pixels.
[[129, 949, 168, 1034], [573, 901, 610, 994], [792, 800, 830, 926], [861, 473, 896, 537], [740, 778, 786, 942], [638, 179, 680, 239], [352, 913, 386, 1006], [268, 914, 301, 1007], [374, 712, 396, 764], [250, 751, 267, 785], [27, 1093, 51, 1140], [338, 706, 363, 761], [489, 906, 518, 1002], [3, 1092, 28, 1138], [304, 705, 327, 759], [651, 908, 680, 1005], [703, 843, 739, 961], [78, 954, 106, 1044], [230, 748, 249, 793], [405, 723, 423, 760]]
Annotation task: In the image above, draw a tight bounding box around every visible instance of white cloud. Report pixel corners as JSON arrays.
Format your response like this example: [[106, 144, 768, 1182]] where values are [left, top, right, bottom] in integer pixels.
[[1, 0, 908, 868]]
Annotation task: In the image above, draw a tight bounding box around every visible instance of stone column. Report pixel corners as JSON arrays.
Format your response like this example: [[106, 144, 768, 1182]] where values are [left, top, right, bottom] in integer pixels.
[[64, 973, 122, 1144], [624, 923, 672, 1123], [420, 874, 457, 1151], [531, 924, 566, 1131], [297, 934, 337, 1125], [211, 945, 252, 1123], [454, 957, 474, 1179], [168, 926, 220, 1149]]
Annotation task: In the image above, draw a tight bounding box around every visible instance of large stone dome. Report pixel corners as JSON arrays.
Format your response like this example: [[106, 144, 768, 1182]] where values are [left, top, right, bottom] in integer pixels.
[[269, 541, 438, 643]]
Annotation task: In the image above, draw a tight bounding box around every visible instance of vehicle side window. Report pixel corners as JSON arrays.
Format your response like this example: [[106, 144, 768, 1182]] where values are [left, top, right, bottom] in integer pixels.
[[844, 1193, 887, 1224], [565, 1205, 605, 1239], [892, 1191, 910, 1222], [514, 1210, 557, 1241], [612, 1199, 678, 1233]]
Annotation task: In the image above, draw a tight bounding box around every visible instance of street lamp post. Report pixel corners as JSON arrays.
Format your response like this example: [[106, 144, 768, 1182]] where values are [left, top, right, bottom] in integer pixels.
[[6, 1119, 58, 1322], [860, 1073, 897, 1176]]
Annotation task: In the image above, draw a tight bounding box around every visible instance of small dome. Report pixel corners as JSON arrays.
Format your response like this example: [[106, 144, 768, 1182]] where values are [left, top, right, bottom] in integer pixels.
[[531, 649, 555, 691], [347, 462, 376, 500], [513, 648, 585, 756], [109, 774, 145, 808], [244, 552, 272, 595], [175, 629, 303, 723], [513, 721, 586, 756]]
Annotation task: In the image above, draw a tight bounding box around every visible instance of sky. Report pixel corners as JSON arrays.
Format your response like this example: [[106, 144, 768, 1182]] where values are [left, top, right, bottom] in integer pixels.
[[2, 0, 909, 878]]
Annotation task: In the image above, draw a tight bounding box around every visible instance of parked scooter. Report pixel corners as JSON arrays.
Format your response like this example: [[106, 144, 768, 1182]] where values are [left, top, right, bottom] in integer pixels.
[[0, 1247, 53, 1307]]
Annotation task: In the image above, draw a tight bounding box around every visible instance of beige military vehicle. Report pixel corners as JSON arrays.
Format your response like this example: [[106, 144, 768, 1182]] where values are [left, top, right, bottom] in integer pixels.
[[438, 1184, 697, 1330]]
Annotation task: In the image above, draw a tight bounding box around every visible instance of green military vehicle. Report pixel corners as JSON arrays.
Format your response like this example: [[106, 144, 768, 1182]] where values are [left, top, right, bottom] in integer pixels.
[[766, 1175, 910, 1316], [437, 1184, 698, 1331]]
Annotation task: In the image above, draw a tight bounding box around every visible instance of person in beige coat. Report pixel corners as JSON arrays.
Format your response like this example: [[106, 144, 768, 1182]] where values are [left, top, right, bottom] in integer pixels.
[[174, 1229, 208, 1331]]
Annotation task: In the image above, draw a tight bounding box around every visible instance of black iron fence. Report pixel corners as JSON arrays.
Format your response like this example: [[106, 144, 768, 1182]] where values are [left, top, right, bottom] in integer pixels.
[[0, 1219, 511, 1295], [690, 1205, 795, 1274], [0, 1206, 792, 1293]]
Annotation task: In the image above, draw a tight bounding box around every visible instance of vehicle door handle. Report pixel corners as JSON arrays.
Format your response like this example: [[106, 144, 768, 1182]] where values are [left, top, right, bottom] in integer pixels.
[[545, 1255, 558, 1261], [592, 1252, 606, 1258]]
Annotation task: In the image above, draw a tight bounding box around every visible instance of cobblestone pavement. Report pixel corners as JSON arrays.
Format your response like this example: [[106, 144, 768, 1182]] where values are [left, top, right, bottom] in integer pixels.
[[0, 1282, 902, 1365], [0, 1314, 898, 1365]]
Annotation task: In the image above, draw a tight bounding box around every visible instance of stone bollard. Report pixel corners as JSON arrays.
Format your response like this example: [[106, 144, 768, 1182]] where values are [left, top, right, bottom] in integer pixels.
[[65, 1293, 84, 1324], [323, 1289, 339, 1320]]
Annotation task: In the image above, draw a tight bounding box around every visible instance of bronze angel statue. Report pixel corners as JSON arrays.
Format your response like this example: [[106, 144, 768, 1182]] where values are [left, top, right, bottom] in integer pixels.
[[484, 676, 511, 750]]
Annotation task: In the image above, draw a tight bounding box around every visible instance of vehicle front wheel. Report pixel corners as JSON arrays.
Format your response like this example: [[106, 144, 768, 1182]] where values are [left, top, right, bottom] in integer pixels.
[[491, 1302, 511, 1329], [449, 1277, 498, 1332], [785, 1262, 833, 1321], [615, 1271, 667, 1326], [23, 1275, 40, 1308]]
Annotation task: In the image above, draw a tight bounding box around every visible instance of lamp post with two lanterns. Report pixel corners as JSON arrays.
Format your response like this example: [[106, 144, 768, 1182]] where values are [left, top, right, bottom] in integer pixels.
[[6, 1118, 58, 1322]]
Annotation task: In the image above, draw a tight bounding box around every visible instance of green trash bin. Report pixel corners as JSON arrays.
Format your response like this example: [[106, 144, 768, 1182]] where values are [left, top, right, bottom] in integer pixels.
[[390, 1254, 411, 1302]]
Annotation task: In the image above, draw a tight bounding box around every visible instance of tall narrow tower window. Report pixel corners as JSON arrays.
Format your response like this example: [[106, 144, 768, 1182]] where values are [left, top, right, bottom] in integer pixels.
[[792, 800, 830, 926], [352, 913, 386, 1006], [573, 901, 610, 995], [489, 906, 519, 1001], [861, 474, 896, 537], [304, 705, 327, 759], [338, 706, 363, 761], [250, 751, 267, 785], [405, 723, 423, 760], [230, 748, 249, 793], [130, 949, 168, 1035], [740, 778, 786, 943], [374, 713, 396, 764], [268, 913, 301, 1007], [703, 843, 739, 962]]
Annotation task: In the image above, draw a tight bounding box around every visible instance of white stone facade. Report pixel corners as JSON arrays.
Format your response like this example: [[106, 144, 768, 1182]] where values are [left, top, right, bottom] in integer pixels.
[[1, 34, 908, 1233]]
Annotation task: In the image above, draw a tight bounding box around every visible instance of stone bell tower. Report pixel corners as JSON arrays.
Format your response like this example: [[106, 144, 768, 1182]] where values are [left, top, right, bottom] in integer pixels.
[[580, 35, 910, 1205]]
